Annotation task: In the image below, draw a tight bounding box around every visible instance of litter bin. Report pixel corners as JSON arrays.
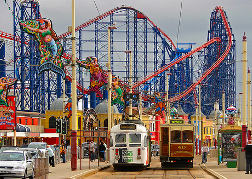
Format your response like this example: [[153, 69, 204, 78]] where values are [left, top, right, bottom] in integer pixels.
[[237, 147, 246, 171]]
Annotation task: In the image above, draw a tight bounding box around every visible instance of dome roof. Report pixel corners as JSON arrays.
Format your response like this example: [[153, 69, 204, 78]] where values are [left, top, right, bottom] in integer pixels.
[[177, 105, 188, 116], [208, 109, 222, 119], [95, 99, 120, 114], [50, 95, 69, 111]]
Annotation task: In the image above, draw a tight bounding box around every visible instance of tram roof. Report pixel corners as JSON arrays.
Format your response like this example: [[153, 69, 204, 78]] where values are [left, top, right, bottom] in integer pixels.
[[119, 119, 144, 125], [111, 120, 147, 133]]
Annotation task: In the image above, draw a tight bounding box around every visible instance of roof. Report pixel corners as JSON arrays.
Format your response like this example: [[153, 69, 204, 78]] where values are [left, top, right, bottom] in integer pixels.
[[95, 99, 120, 114], [177, 105, 188, 116], [50, 94, 69, 111]]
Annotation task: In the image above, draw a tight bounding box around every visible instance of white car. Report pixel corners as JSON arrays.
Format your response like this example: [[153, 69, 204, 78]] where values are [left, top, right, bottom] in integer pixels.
[[0, 150, 34, 179], [28, 142, 48, 158]]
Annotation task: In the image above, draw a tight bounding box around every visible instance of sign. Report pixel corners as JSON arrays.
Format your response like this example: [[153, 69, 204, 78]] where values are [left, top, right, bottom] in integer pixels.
[[120, 124, 136, 130], [222, 132, 241, 161], [170, 119, 184, 124], [26, 132, 40, 137], [0, 96, 16, 130]]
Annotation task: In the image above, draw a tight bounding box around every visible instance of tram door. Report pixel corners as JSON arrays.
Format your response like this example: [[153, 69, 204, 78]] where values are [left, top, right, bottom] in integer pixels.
[[161, 127, 169, 156]]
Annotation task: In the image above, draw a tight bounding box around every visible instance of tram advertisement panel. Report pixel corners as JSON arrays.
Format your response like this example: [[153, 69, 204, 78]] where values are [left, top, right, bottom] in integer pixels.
[[119, 149, 133, 163], [0, 96, 16, 130], [222, 132, 241, 161]]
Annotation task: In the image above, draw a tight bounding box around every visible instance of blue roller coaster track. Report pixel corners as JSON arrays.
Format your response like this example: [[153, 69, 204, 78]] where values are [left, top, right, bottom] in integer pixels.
[[2, 1, 235, 116]]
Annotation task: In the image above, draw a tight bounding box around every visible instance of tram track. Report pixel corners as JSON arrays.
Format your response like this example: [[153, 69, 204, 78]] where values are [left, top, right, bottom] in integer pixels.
[[84, 166, 215, 179]]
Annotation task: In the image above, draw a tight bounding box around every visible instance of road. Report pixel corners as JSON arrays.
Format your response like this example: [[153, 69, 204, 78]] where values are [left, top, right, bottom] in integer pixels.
[[84, 157, 215, 179]]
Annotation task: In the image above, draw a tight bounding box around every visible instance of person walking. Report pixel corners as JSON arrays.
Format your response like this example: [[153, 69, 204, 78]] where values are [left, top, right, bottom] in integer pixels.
[[47, 145, 55, 167], [60, 144, 66, 163], [89, 141, 95, 162], [99, 141, 106, 162], [244, 140, 252, 174], [201, 142, 209, 163], [103, 142, 107, 162]]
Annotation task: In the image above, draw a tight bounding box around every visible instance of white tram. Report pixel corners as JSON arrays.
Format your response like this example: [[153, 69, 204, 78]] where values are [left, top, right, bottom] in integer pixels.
[[109, 120, 151, 170]]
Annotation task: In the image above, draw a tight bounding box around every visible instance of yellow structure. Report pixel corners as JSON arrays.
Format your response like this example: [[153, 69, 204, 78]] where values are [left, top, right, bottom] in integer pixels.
[[43, 98, 151, 146], [202, 118, 214, 145], [44, 109, 83, 146]]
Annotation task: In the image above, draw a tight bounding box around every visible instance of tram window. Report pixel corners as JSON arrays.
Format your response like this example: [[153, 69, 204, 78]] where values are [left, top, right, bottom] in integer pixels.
[[110, 135, 113, 147], [171, 130, 181, 143], [115, 134, 126, 143], [129, 134, 141, 143], [115, 144, 127, 147], [182, 130, 193, 143], [144, 135, 147, 147]]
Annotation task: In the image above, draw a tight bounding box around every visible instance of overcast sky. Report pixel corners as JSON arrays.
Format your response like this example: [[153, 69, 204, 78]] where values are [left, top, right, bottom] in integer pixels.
[[1, 0, 252, 106]]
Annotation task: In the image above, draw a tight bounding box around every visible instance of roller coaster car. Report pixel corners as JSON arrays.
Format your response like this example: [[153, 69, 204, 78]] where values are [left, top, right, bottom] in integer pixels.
[[159, 119, 194, 168]]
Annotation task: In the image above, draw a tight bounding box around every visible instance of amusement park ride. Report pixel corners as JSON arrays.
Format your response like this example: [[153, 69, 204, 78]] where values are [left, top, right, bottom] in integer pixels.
[[0, 1, 236, 119]]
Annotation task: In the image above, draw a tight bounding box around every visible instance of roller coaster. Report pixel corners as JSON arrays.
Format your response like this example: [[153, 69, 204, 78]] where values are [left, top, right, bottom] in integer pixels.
[[0, 1, 236, 117]]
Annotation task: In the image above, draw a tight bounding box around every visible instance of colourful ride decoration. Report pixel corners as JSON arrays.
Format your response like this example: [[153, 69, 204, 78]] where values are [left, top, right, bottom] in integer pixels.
[[77, 57, 107, 98], [226, 105, 237, 125], [20, 19, 65, 78], [152, 92, 166, 118], [170, 107, 178, 118], [0, 77, 17, 107], [65, 98, 72, 118], [112, 76, 124, 106]]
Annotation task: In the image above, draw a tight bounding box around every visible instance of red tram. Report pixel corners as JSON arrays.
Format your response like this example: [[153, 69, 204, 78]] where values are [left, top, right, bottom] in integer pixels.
[[160, 119, 194, 168]]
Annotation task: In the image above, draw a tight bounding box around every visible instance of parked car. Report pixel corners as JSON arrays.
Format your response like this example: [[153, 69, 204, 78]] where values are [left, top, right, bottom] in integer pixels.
[[20, 144, 28, 148], [0, 146, 19, 153], [151, 144, 160, 156], [82, 142, 98, 159], [18, 147, 42, 158], [0, 150, 34, 178], [28, 142, 48, 158]]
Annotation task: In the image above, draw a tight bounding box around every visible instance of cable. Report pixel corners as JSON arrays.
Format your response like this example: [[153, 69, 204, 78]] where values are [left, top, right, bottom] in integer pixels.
[[93, 0, 101, 16], [176, 0, 183, 46]]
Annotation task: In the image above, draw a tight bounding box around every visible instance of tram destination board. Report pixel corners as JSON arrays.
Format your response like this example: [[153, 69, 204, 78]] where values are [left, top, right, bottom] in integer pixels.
[[120, 124, 136, 130], [170, 119, 184, 124]]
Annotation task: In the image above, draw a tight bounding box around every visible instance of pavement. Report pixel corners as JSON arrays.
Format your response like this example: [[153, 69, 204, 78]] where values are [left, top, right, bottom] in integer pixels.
[[194, 155, 251, 179], [44, 155, 251, 179], [47, 158, 110, 179]]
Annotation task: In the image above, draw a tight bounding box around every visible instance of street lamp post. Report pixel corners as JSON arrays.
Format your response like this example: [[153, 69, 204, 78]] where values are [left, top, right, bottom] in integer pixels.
[[125, 51, 132, 119], [166, 73, 172, 124], [242, 33, 247, 148], [107, 25, 117, 148], [71, 0, 77, 171]]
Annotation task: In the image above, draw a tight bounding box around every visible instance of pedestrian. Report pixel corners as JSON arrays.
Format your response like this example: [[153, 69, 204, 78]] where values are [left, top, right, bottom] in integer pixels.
[[201, 142, 209, 163], [47, 145, 55, 167], [244, 140, 252, 174], [99, 141, 106, 162], [103, 142, 107, 162], [89, 141, 95, 162], [60, 144, 66, 163]]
